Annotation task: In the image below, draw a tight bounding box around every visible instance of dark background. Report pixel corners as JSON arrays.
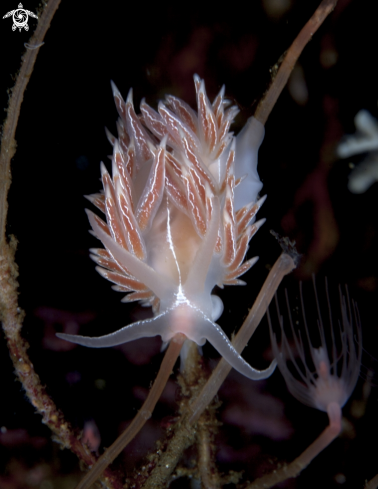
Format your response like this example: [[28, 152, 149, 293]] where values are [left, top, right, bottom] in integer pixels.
[[1, 0, 378, 487]]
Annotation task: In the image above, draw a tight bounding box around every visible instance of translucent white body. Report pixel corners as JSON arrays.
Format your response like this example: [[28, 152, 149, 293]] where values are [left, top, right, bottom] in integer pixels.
[[269, 280, 361, 411], [338, 110, 378, 193], [57, 76, 276, 381]]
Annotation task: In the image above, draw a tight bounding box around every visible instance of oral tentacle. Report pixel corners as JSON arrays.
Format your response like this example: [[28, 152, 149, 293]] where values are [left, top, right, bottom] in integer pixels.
[[56, 313, 170, 348], [201, 316, 276, 380]]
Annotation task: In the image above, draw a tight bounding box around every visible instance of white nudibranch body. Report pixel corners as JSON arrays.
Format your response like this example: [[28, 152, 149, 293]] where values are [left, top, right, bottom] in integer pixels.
[[57, 75, 276, 381]]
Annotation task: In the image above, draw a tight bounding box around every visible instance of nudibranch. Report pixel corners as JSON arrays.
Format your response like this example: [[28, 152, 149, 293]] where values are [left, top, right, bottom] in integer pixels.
[[57, 75, 276, 380]]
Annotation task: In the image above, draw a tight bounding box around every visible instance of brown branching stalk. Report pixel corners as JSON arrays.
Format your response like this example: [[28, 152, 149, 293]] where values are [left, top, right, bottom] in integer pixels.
[[188, 252, 296, 426], [197, 409, 221, 489], [0, 0, 58, 242], [182, 343, 222, 489], [246, 417, 341, 489], [0, 2, 122, 488], [140, 252, 296, 489], [76, 334, 186, 489], [254, 0, 338, 125], [126, 341, 209, 488]]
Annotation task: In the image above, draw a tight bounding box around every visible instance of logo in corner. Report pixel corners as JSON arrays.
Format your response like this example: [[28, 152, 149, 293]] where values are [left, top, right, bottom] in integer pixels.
[[3, 3, 38, 32]]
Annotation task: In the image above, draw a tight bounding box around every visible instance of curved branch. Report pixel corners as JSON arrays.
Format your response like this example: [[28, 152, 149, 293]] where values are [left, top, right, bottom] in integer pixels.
[[0, 0, 60, 243], [75, 334, 185, 489], [0, 2, 121, 488], [254, 0, 338, 125]]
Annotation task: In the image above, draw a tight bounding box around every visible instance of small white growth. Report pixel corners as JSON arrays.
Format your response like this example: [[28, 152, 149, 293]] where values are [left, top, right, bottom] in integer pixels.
[[337, 110, 378, 193]]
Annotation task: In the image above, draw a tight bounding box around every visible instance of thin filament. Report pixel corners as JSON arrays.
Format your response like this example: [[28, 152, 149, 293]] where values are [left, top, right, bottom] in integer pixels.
[[246, 402, 342, 489], [254, 0, 338, 125], [75, 334, 185, 489]]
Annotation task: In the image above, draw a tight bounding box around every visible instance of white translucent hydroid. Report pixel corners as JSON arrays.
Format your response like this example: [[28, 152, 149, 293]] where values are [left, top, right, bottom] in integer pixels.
[[269, 280, 361, 411], [337, 110, 378, 194], [57, 75, 275, 380]]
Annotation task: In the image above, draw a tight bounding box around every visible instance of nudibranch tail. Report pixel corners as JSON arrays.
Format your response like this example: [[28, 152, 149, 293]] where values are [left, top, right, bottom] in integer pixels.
[[234, 116, 264, 210], [58, 75, 273, 382]]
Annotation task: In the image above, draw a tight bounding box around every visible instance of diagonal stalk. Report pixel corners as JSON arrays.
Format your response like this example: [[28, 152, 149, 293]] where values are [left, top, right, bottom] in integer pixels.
[[254, 0, 338, 125], [75, 333, 186, 489], [246, 402, 342, 489], [188, 252, 296, 425], [142, 252, 296, 489], [0, 2, 124, 487], [0, 1, 61, 243]]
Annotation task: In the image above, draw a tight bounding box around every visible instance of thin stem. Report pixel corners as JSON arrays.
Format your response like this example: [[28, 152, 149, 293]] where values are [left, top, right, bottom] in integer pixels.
[[141, 253, 296, 489], [0, 2, 123, 487], [76, 334, 186, 489], [246, 402, 342, 489], [188, 252, 296, 425], [254, 0, 338, 125], [197, 422, 219, 489], [0, 0, 61, 244]]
